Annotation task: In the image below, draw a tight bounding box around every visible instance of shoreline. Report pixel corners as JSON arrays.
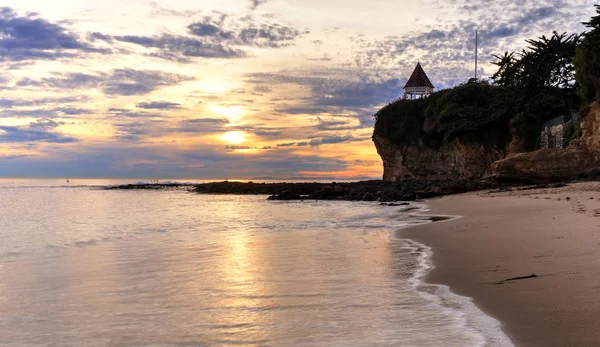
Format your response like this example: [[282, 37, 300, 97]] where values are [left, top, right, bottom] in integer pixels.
[[404, 237, 516, 347], [399, 182, 600, 347]]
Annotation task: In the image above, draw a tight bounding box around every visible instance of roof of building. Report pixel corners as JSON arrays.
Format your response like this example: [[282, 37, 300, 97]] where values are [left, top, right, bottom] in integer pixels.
[[403, 62, 434, 89]]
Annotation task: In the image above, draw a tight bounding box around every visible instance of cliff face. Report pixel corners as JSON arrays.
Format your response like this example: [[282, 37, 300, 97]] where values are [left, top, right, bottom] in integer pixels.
[[373, 135, 505, 182], [372, 82, 585, 183], [490, 102, 600, 183], [577, 102, 600, 153], [372, 83, 513, 182]]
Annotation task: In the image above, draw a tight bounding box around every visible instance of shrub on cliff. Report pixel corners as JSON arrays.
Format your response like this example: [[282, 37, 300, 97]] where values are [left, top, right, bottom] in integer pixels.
[[373, 97, 427, 144], [422, 81, 510, 142], [575, 5, 600, 104], [373, 81, 512, 146], [373, 81, 575, 150]]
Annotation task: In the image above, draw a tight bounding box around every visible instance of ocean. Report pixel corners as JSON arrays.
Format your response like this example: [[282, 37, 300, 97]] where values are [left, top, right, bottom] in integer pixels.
[[0, 179, 514, 347]]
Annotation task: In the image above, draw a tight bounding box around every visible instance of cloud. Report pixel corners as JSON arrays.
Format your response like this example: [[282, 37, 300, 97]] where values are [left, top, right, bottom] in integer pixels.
[[87, 32, 113, 43], [136, 101, 182, 110], [0, 7, 109, 62], [176, 118, 229, 133], [247, 71, 404, 126], [350, 0, 594, 91], [112, 119, 167, 142], [0, 96, 90, 108], [0, 108, 58, 118], [0, 154, 29, 160], [55, 107, 92, 115], [250, 0, 269, 11], [0, 118, 77, 143], [16, 69, 194, 96], [276, 134, 364, 148], [106, 14, 307, 62], [113, 34, 245, 60], [106, 108, 164, 119], [315, 117, 360, 131], [188, 16, 308, 48]]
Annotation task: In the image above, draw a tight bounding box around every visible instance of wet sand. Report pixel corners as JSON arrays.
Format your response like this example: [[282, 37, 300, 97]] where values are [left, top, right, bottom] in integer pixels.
[[401, 182, 600, 347]]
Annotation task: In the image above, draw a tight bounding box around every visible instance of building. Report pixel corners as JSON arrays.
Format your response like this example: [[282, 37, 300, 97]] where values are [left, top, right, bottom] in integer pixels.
[[540, 111, 580, 149], [403, 62, 435, 99]]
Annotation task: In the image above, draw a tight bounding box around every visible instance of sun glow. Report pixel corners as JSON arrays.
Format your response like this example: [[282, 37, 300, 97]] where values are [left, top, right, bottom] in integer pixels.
[[221, 131, 245, 144], [212, 105, 246, 124]]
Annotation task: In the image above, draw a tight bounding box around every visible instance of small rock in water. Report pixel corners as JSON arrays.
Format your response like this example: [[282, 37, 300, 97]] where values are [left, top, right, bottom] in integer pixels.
[[379, 202, 410, 207]]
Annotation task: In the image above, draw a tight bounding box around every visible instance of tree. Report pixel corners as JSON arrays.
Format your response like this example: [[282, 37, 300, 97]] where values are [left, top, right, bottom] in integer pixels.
[[491, 32, 580, 90], [575, 5, 600, 104]]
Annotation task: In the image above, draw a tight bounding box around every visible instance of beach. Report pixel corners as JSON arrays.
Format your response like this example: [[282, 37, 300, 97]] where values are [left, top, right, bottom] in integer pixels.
[[402, 182, 600, 347]]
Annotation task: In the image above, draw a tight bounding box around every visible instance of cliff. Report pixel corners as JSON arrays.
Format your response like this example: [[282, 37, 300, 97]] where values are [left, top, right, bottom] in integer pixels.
[[373, 135, 505, 181], [372, 82, 514, 182], [372, 82, 591, 183]]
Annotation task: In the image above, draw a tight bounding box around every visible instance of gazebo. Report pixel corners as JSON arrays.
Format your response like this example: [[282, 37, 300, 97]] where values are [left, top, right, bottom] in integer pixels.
[[402, 62, 434, 99]]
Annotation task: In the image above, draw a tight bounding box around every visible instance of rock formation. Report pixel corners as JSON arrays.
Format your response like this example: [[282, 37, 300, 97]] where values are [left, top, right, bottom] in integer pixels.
[[491, 148, 599, 183], [576, 102, 600, 152], [373, 135, 504, 182], [491, 102, 600, 183]]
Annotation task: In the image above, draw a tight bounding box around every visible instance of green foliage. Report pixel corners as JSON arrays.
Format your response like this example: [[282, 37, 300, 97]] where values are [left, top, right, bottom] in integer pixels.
[[423, 82, 505, 142], [373, 82, 575, 150], [491, 32, 581, 90], [575, 5, 600, 104], [373, 82, 512, 146], [373, 98, 427, 144]]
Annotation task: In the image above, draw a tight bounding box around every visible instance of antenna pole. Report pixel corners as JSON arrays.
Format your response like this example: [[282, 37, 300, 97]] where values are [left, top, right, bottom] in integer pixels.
[[475, 30, 478, 80]]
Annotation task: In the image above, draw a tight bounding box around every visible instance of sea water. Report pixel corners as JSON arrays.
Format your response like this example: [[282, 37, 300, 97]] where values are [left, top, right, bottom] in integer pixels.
[[0, 179, 514, 347]]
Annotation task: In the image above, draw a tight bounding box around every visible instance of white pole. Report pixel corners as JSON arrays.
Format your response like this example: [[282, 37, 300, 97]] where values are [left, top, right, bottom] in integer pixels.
[[475, 30, 478, 80]]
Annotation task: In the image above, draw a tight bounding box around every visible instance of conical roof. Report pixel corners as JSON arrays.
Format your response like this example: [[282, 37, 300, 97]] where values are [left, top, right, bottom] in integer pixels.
[[403, 63, 434, 89]]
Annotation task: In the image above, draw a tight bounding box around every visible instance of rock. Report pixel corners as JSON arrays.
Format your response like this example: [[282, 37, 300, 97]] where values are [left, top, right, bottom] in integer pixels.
[[577, 102, 600, 153], [491, 148, 600, 184], [109, 179, 496, 202], [373, 134, 505, 182], [362, 193, 376, 201], [380, 202, 410, 206], [320, 185, 346, 199], [267, 190, 302, 200]]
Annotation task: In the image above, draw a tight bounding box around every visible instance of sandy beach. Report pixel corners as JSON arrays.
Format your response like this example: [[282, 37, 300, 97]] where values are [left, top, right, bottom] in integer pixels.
[[401, 182, 600, 346]]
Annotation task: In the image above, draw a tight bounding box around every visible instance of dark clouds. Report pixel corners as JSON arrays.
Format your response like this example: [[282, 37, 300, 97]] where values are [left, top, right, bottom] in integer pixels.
[[276, 134, 365, 148], [0, 7, 108, 62], [17, 69, 193, 96], [111, 14, 308, 61], [176, 118, 230, 133], [250, 0, 269, 11], [0, 6, 306, 64], [114, 34, 246, 60], [247, 71, 405, 127], [0, 118, 77, 143], [136, 101, 182, 110], [0, 96, 89, 108], [188, 16, 307, 48]]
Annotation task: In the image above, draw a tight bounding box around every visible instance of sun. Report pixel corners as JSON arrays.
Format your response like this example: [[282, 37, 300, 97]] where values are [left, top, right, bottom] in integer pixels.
[[221, 131, 245, 144]]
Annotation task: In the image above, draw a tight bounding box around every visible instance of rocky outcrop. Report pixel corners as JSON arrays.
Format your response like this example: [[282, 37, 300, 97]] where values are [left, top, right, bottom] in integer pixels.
[[106, 180, 499, 202], [576, 102, 600, 153], [491, 148, 600, 184], [373, 135, 505, 182]]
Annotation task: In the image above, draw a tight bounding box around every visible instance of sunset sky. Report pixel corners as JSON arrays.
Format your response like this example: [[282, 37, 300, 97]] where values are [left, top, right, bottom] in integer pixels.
[[0, 0, 596, 179]]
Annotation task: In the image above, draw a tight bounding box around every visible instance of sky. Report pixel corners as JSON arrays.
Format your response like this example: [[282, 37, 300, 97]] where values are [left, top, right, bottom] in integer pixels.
[[0, 0, 597, 179]]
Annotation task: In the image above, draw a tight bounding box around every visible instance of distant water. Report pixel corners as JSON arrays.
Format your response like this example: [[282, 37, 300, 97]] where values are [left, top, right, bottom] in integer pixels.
[[0, 179, 513, 347]]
